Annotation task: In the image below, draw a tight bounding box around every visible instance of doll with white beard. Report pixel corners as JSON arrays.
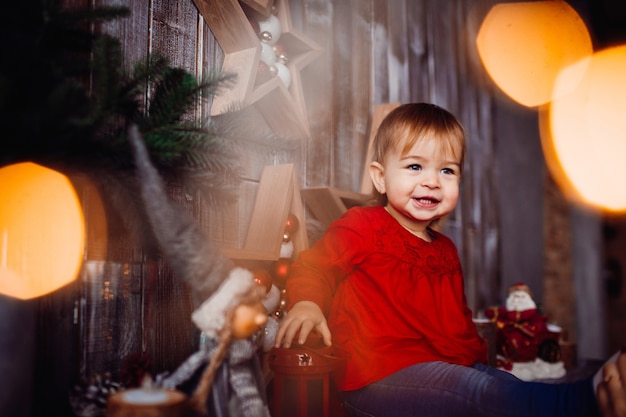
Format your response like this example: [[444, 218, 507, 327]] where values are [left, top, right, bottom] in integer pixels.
[[486, 283, 550, 365], [127, 125, 271, 417]]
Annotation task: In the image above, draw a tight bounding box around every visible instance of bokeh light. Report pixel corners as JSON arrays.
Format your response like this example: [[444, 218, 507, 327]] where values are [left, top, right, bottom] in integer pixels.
[[476, 1, 592, 107], [0, 162, 85, 299], [541, 45, 626, 212]]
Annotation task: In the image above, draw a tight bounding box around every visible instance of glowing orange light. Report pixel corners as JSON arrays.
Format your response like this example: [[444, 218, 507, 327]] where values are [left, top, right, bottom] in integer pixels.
[[476, 1, 592, 107], [0, 162, 85, 299], [541, 45, 626, 212]]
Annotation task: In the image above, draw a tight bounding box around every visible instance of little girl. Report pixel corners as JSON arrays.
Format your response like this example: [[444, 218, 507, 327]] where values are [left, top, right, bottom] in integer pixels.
[[275, 103, 626, 417]]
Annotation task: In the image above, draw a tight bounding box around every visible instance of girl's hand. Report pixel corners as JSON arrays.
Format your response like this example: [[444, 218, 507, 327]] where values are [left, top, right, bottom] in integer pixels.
[[274, 301, 332, 348]]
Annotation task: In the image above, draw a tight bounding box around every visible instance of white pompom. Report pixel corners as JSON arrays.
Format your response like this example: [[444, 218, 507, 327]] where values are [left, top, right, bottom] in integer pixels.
[[263, 284, 281, 313], [274, 62, 291, 88], [260, 42, 276, 65], [279, 240, 294, 259], [258, 14, 282, 45]]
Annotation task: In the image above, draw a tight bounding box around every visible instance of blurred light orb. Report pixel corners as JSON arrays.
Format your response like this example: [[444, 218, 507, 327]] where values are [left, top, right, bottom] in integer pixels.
[[0, 162, 85, 299], [476, 1, 592, 107], [542, 45, 626, 211]]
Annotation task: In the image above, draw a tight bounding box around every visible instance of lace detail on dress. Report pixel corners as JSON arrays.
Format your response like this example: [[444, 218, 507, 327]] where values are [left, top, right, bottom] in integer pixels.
[[370, 217, 461, 276]]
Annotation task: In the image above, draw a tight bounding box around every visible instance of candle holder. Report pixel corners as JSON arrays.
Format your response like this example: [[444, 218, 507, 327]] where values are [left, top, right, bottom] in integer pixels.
[[269, 342, 347, 417]]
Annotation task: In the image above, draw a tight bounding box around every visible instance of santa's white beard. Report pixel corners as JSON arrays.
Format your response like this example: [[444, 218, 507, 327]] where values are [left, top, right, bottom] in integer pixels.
[[506, 290, 537, 312]]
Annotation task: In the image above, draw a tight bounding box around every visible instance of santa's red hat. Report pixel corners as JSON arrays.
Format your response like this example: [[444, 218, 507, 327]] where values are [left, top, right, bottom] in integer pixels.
[[508, 282, 533, 297]]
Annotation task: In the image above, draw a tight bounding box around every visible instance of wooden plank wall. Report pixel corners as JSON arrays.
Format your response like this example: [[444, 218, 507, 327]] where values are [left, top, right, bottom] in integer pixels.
[[30, 1, 517, 415], [297, 0, 500, 310]]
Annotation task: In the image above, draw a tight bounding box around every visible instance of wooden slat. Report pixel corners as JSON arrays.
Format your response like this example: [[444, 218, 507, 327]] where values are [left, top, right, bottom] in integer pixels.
[[406, 0, 429, 101], [80, 261, 145, 378], [345, 0, 374, 190], [193, 0, 260, 114], [330, 0, 372, 191], [223, 163, 309, 260], [386, 0, 410, 103], [152, 0, 201, 72], [371, 0, 391, 105], [97, 0, 152, 68], [248, 77, 311, 140], [274, 0, 323, 131], [360, 102, 400, 194], [299, 0, 334, 187]]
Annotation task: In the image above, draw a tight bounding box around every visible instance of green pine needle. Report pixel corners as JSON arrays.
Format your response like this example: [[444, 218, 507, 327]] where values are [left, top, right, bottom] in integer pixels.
[[0, 1, 298, 246]]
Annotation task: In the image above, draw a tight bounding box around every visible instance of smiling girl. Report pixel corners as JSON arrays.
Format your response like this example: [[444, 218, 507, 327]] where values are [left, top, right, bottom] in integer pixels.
[[275, 103, 623, 417]]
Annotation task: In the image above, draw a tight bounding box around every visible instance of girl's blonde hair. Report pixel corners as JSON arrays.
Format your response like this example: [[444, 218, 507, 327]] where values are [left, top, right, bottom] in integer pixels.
[[370, 103, 466, 205]]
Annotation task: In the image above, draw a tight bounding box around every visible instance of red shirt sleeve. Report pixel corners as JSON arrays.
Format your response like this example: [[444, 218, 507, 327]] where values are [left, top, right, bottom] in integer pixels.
[[286, 208, 370, 315]]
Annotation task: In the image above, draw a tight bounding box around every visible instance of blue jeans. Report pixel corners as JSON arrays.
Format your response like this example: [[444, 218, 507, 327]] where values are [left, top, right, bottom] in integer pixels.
[[341, 362, 600, 417]]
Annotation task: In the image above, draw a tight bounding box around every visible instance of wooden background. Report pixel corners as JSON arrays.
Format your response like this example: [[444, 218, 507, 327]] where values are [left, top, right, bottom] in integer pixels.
[[3, 0, 615, 416]]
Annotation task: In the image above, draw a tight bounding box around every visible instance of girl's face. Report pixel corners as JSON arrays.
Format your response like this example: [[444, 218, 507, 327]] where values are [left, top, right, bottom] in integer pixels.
[[370, 136, 461, 239]]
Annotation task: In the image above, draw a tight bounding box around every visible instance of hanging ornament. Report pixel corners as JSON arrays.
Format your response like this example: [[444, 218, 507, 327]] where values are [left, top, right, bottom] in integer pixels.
[[273, 44, 289, 65], [268, 64, 279, 78], [256, 61, 274, 85], [252, 267, 273, 293], [272, 258, 291, 284], [284, 213, 299, 235], [260, 42, 277, 66], [279, 289, 288, 311], [272, 288, 288, 320], [262, 284, 281, 314], [258, 14, 282, 45], [273, 61, 291, 88], [279, 241, 294, 258]]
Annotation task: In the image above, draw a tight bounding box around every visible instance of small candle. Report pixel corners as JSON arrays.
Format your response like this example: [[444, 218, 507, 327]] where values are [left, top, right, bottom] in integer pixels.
[[107, 385, 188, 417], [122, 388, 170, 405]]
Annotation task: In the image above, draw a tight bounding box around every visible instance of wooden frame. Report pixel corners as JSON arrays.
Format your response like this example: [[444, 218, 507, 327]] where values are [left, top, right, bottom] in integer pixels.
[[240, 0, 273, 17], [193, 0, 260, 116], [221, 163, 309, 260]]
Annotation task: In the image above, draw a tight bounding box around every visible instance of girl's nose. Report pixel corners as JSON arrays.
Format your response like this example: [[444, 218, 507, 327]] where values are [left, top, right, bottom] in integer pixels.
[[421, 171, 440, 188]]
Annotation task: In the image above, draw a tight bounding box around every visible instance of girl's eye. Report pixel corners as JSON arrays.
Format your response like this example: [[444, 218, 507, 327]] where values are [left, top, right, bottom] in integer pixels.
[[441, 167, 456, 175], [408, 164, 421, 171]]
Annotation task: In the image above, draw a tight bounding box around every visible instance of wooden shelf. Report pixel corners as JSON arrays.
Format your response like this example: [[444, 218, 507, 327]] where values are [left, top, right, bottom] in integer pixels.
[[301, 187, 370, 230]]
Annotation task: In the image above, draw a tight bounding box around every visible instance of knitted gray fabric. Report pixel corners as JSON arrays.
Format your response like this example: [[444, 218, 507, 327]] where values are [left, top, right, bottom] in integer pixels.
[[128, 124, 235, 308], [159, 345, 212, 390], [228, 340, 271, 417], [129, 126, 268, 416]]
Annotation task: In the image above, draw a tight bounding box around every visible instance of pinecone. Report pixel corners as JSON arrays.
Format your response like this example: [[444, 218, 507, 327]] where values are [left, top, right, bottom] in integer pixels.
[[69, 373, 122, 417]]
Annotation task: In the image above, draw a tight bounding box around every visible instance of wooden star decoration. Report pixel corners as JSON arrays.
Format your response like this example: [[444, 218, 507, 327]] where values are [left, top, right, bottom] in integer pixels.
[[192, 0, 260, 115], [240, 0, 273, 17], [193, 0, 322, 140]]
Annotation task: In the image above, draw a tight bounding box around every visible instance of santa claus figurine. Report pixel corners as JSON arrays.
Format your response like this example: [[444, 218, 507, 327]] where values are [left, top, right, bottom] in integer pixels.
[[486, 283, 551, 366]]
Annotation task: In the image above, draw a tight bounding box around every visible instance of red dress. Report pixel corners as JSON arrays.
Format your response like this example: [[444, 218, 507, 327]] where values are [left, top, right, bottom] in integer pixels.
[[286, 206, 487, 391]]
